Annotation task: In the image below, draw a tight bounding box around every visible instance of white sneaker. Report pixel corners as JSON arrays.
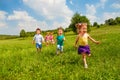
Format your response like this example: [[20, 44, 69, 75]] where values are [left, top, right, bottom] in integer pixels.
[[84, 64, 88, 68]]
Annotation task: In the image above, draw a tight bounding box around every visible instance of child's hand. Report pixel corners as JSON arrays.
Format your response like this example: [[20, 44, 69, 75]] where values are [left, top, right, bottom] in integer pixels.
[[74, 45, 78, 48], [95, 41, 100, 44], [63, 38, 65, 41], [32, 41, 35, 44]]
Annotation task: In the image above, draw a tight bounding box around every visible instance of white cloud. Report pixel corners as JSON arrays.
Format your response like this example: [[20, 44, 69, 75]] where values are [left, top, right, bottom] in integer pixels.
[[96, 12, 120, 24], [8, 11, 36, 22], [100, 0, 107, 5], [96, 0, 107, 8], [0, 11, 7, 19], [86, 4, 97, 24], [23, 0, 73, 29], [86, 4, 96, 15], [0, 22, 7, 27], [7, 10, 49, 31], [69, 0, 73, 5], [0, 11, 7, 28], [0, 6, 72, 34], [85, 0, 107, 24], [103, 12, 120, 20], [111, 3, 120, 9]]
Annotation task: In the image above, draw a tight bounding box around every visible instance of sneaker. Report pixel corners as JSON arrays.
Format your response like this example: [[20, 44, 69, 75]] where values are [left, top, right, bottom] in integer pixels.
[[84, 64, 88, 68]]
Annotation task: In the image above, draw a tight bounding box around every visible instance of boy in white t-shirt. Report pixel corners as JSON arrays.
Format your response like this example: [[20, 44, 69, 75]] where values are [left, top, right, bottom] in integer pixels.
[[33, 28, 44, 52]]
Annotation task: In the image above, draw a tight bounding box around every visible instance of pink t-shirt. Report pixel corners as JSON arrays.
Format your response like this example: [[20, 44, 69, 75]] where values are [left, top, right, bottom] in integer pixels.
[[49, 35, 54, 40], [45, 35, 50, 41]]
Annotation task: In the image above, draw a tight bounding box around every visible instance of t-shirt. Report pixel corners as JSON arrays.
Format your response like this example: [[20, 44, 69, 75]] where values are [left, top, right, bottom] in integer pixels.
[[33, 34, 44, 44], [78, 33, 89, 46], [56, 35, 65, 46], [49, 35, 54, 40], [45, 35, 50, 41]]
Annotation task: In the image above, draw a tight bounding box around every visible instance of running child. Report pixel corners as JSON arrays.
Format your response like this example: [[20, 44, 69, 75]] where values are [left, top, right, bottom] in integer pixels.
[[56, 27, 65, 54], [33, 28, 44, 52], [45, 32, 50, 46], [49, 32, 55, 44], [75, 23, 100, 68]]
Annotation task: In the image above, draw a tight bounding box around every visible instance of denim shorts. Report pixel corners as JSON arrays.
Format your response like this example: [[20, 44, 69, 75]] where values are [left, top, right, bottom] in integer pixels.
[[57, 44, 63, 52], [36, 43, 42, 48]]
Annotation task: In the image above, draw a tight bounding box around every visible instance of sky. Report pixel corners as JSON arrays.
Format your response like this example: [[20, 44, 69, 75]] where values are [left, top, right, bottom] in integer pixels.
[[0, 0, 120, 35]]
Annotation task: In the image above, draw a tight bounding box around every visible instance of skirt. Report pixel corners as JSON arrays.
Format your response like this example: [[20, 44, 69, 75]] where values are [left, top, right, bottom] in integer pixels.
[[78, 45, 90, 54]]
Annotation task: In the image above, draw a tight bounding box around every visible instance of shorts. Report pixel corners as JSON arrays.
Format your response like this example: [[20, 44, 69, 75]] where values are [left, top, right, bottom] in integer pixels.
[[36, 43, 42, 48], [57, 45, 63, 52], [78, 45, 90, 54]]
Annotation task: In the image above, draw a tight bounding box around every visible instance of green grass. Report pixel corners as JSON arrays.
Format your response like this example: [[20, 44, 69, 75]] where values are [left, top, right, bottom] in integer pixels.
[[0, 26, 120, 80]]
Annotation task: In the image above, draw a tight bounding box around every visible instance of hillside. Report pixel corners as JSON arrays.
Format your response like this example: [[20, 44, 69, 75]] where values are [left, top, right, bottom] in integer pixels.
[[0, 25, 120, 80]]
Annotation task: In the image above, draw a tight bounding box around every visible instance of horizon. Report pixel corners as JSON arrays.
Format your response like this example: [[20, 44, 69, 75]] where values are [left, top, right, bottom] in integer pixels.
[[0, 0, 120, 35]]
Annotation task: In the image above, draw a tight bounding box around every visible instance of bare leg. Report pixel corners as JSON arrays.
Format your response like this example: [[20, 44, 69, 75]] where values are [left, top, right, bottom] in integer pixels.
[[60, 46, 63, 53], [37, 48, 41, 53], [46, 42, 48, 46], [82, 53, 88, 68], [56, 45, 60, 55], [56, 49, 59, 55], [36, 48, 39, 53]]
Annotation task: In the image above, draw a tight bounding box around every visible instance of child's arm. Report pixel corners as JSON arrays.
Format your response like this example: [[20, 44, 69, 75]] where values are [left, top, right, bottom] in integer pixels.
[[32, 36, 35, 44], [88, 35, 100, 44], [55, 36, 58, 43], [42, 36, 45, 43], [74, 35, 79, 47], [32, 40, 35, 44], [63, 37, 65, 41]]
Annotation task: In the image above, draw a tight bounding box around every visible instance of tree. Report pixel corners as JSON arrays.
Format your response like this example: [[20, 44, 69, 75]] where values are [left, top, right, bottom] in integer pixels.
[[69, 13, 91, 33], [93, 22, 98, 27], [93, 22, 100, 28], [20, 29, 26, 38], [115, 17, 120, 24], [105, 18, 117, 25]]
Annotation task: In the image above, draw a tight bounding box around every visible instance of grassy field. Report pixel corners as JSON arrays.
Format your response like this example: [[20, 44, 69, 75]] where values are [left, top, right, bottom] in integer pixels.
[[0, 26, 120, 80]]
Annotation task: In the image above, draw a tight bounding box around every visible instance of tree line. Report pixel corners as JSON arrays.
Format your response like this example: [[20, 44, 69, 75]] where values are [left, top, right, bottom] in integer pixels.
[[93, 17, 120, 28], [0, 35, 19, 40], [20, 13, 120, 38]]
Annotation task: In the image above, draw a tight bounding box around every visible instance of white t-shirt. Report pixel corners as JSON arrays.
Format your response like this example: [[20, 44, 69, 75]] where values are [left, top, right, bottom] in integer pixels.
[[33, 34, 44, 44]]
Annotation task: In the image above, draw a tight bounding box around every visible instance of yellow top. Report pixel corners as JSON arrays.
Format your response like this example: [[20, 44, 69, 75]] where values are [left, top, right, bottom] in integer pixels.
[[78, 33, 89, 46]]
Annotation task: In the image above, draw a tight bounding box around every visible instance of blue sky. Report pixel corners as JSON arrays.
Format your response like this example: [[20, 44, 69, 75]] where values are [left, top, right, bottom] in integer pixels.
[[0, 0, 120, 35]]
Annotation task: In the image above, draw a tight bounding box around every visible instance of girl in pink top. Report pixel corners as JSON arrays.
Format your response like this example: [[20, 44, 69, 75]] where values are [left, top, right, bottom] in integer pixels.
[[45, 32, 50, 46], [49, 32, 55, 44]]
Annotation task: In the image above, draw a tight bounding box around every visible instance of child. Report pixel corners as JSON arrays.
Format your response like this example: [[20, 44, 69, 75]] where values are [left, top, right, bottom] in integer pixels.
[[45, 32, 50, 46], [56, 27, 65, 54], [49, 32, 55, 44], [33, 28, 44, 52], [75, 23, 100, 68]]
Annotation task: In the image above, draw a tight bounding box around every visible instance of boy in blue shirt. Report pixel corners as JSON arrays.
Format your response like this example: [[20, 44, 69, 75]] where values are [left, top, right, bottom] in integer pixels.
[[56, 27, 65, 54], [33, 28, 44, 52]]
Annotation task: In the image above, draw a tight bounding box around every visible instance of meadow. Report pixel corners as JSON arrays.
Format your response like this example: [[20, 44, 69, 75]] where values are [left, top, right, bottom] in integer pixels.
[[0, 26, 120, 80]]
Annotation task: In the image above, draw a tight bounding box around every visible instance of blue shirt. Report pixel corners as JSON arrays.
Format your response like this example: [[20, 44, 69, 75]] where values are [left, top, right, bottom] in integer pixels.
[[56, 35, 65, 46], [33, 34, 44, 44]]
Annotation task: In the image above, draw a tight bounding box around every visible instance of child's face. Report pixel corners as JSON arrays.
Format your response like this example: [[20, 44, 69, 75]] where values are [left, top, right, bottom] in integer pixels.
[[79, 25, 87, 33], [47, 32, 49, 35], [50, 33, 53, 35], [36, 30, 41, 34], [58, 29, 63, 35]]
